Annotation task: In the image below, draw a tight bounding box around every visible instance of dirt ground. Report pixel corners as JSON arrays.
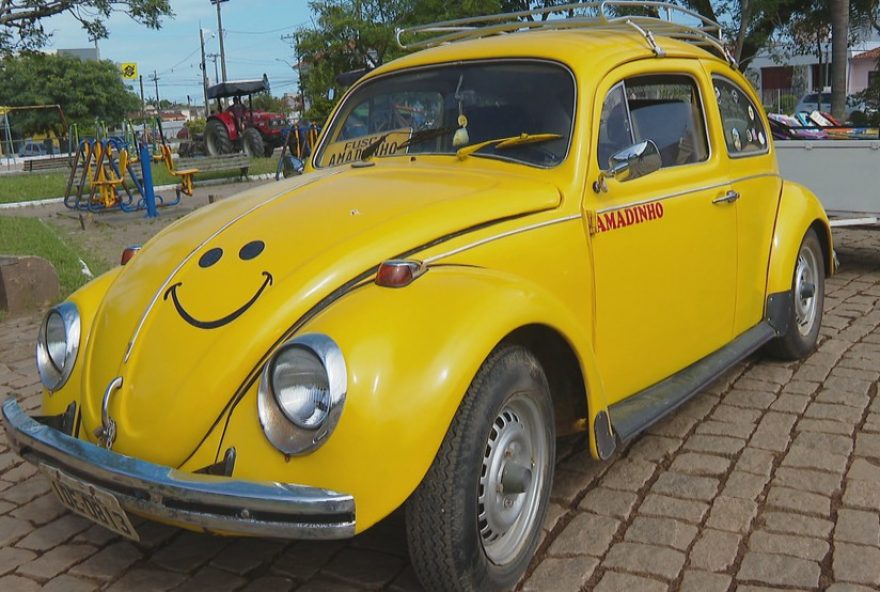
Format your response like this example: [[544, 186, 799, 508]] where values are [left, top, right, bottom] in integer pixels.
[[1, 179, 275, 273]]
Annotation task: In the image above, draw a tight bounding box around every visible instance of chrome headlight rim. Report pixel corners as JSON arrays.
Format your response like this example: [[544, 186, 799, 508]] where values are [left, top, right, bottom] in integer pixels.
[[35, 302, 81, 393], [257, 333, 347, 456]]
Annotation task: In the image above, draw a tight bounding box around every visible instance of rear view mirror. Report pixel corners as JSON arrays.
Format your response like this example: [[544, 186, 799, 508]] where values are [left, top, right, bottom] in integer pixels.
[[593, 140, 661, 193]]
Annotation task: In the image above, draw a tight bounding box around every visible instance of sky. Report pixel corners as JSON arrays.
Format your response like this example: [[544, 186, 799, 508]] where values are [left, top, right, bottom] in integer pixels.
[[41, 0, 314, 105]]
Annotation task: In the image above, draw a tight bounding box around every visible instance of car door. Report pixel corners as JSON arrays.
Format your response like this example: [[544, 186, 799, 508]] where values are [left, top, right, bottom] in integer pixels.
[[703, 67, 783, 335], [586, 60, 738, 405]]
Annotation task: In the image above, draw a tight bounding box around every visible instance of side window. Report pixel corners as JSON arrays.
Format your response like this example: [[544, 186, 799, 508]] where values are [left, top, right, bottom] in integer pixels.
[[713, 77, 768, 156], [597, 83, 633, 167], [597, 74, 709, 169]]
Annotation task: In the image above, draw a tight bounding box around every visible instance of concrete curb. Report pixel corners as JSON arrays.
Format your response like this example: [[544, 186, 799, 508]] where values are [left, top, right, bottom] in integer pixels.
[[0, 173, 276, 210]]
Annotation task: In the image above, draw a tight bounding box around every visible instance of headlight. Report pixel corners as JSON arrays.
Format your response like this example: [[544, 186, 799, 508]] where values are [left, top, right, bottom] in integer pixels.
[[36, 302, 81, 392], [257, 334, 346, 455]]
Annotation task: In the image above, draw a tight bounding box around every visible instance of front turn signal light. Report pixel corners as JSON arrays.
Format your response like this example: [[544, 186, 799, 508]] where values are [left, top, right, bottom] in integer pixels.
[[120, 245, 142, 266], [375, 260, 427, 288]]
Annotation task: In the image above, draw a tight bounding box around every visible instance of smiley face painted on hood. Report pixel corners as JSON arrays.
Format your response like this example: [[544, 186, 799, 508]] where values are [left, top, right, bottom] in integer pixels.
[[164, 240, 273, 329]]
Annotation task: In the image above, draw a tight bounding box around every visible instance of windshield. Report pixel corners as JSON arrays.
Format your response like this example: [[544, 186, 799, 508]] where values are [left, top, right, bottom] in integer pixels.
[[315, 61, 575, 168]]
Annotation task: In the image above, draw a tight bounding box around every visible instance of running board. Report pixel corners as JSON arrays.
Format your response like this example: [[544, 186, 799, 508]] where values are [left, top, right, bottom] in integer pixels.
[[608, 321, 777, 443]]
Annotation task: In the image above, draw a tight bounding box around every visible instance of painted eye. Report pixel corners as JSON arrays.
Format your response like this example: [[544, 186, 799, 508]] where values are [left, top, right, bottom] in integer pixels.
[[239, 240, 265, 261], [199, 248, 223, 268]]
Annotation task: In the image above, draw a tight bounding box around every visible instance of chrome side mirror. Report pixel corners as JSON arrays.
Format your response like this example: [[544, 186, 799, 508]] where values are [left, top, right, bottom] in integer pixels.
[[593, 140, 661, 193]]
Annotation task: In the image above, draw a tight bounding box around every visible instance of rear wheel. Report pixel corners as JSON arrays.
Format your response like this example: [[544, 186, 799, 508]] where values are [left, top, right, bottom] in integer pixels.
[[205, 120, 233, 156], [242, 128, 265, 158], [406, 345, 554, 592], [766, 228, 825, 360]]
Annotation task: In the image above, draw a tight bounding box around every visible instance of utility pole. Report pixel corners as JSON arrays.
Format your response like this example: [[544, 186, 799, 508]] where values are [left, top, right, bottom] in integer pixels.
[[211, 0, 229, 82], [199, 27, 210, 116], [150, 71, 161, 109], [282, 32, 304, 119], [139, 75, 146, 128], [207, 53, 220, 85]]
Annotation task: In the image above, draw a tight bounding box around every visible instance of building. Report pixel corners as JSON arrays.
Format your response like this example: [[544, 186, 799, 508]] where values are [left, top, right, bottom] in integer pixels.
[[746, 27, 880, 110], [56, 48, 100, 62]]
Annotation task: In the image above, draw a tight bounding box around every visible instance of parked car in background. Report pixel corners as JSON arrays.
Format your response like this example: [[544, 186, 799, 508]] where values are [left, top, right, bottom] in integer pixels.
[[2, 3, 834, 591], [795, 91, 877, 120], [17, 139, 58, 158]]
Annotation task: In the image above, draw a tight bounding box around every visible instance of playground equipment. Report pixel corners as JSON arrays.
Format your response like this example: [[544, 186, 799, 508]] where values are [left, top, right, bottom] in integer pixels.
[[0, 104, 68, 161], [276, 122, 319, 179], [63, 131, 196, 217]]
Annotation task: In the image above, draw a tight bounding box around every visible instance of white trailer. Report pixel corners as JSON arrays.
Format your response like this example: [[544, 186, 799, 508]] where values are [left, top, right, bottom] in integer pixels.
[[776, 139, 880, 226]]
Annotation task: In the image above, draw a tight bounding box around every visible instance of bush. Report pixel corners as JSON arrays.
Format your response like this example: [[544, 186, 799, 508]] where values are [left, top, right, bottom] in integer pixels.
[[778, 94, 798, 114], [185, 118, 206, 136]]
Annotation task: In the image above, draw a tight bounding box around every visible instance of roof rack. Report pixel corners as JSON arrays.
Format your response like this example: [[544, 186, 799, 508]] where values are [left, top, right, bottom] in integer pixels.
[[396, 1, 737, 68]]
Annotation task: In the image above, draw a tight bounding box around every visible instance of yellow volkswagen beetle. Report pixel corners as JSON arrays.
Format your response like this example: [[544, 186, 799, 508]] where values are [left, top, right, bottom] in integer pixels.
[[3, 3, 832, 590]]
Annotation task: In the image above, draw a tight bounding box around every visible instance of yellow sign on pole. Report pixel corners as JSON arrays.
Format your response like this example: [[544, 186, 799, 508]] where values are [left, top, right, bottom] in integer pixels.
[[121, 63, 138, 80]]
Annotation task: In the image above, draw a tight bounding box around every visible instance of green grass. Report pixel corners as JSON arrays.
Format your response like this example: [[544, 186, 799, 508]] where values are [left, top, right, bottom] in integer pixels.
[[0, 217, 110, 297], [0, 156, 279, 204]]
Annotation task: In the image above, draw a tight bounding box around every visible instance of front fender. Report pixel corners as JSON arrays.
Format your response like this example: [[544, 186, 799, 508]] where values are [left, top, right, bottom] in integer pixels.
[[216, 265, 602, 532], [42, 267, 122, 417], [766, 181, 833, 296]]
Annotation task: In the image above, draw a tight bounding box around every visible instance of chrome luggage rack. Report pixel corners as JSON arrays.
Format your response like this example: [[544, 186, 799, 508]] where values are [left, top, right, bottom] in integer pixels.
[[396, 1, 736, 68]]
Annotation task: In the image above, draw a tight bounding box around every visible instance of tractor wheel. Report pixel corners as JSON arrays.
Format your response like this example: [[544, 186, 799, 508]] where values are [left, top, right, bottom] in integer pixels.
[[242, 128, 265, 158], [263, 143, 276, 158], [205, 120, 233, 156]]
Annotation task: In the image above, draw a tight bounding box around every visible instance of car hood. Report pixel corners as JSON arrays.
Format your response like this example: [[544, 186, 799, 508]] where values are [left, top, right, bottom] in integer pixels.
[[79, 161, 562, 466]]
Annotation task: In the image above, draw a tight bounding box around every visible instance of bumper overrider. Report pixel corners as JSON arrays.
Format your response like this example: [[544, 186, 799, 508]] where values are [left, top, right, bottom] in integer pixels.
[[1, 398, 355, 539]]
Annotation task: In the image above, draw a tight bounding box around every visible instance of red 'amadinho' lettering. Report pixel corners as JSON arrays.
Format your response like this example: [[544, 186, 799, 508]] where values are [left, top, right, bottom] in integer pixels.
[[596, 201, 665, 234]]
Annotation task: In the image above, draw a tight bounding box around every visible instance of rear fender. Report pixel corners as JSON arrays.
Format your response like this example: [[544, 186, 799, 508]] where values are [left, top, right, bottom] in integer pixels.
[[217, 265, 605, 532], [208, 113, 238, 142], [766, 181, 833, 296]]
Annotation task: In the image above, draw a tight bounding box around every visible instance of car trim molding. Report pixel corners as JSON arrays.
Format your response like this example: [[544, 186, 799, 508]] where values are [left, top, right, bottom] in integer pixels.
[[1, 398, 356, 539], [423, 214, 581, 264], [594, 172, 781, 215]]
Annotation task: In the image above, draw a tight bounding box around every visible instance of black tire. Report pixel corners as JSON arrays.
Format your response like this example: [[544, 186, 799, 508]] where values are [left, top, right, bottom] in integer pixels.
[[242, 128, 265, 158], [263, 143, 276, 158], [205, 120, 233, 156], [765, 228, 825, 360], [406, 345, 555, 592]]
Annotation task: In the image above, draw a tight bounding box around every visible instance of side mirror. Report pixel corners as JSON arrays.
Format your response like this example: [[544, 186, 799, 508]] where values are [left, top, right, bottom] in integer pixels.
[[593, 140, 661, 193]]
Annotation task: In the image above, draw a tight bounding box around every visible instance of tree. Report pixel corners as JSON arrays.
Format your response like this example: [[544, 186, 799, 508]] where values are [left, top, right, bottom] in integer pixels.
[[252, 93, 289, 115], [831, 0, 850, 119], [298, 0, 500, 122], [0, 53, 140, 136], [0, 0, 172, 53]]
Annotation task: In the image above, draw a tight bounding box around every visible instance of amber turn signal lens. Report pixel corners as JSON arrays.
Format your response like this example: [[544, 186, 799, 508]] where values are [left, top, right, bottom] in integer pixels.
[[375, 260, 427, 288], [120, 246, 142, 266]]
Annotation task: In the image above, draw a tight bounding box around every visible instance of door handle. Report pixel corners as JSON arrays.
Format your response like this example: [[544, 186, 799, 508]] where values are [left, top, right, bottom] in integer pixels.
[[713, 190, 740, 205]]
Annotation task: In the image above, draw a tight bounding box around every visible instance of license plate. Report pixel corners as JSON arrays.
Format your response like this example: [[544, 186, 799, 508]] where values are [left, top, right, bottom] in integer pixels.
[[43, 467, 140, 541]]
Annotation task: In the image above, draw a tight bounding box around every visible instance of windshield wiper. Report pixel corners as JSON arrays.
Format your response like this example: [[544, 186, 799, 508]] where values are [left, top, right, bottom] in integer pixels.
[[456, 133, 562, 160], [360, 125, 457, 161]]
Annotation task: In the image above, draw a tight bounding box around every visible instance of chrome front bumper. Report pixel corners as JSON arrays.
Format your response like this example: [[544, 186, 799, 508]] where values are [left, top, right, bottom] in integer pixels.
[[1, 398, 355, 539]]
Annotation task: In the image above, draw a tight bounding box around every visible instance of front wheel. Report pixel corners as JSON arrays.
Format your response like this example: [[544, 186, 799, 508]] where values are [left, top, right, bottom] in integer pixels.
[[242, 128, 265, 158], [406, 345, 554, 592], [765, 227, 825, 360]]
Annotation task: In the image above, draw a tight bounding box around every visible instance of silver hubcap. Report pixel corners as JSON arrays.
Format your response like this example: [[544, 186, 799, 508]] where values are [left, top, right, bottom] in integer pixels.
[[794, 245, 819, 336], [478, 393, 548, 565]]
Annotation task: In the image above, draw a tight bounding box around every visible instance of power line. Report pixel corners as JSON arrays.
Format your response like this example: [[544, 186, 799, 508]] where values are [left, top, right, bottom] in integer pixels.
[[226, 25, 296, 35]]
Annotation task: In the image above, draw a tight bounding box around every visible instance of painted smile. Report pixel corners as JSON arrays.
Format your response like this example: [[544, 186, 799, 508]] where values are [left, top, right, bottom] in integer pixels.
[[164, 271, 273, 329]]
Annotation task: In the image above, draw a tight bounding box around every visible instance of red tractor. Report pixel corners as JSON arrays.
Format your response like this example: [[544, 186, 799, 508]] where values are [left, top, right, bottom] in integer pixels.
[[204, 79, 287, 157]]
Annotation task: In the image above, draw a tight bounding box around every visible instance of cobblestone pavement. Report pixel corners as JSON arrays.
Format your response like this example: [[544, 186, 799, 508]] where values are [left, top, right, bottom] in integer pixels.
[[0, 228, 879, 591]]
